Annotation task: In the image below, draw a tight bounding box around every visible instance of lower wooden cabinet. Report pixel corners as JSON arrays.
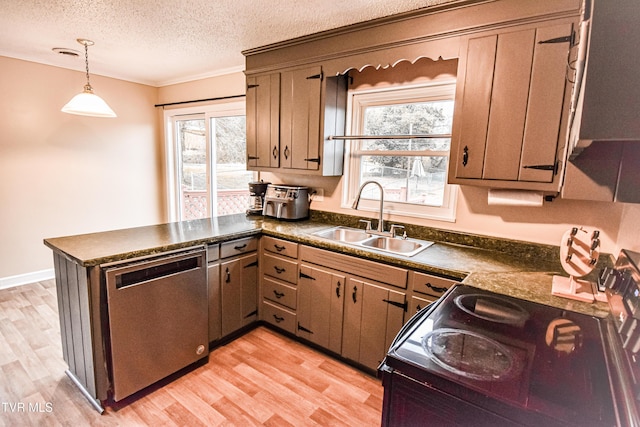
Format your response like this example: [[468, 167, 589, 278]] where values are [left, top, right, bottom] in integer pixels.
[[407, 270, 457, 317], [297, 264, 345, 354], [262, 300, 296, 334], [342, 278, 406, 371], [220, 252, 258, 337], [207, 263, 221, 342]]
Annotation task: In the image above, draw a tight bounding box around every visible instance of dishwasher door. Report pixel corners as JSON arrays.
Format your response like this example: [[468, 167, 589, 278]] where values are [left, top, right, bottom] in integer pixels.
[[104, 247, 208, 401]]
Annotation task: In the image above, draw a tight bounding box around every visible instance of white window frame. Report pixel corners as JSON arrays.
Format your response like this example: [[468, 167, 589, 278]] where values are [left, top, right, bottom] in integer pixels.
[[164, 100, 246, 222], [342, 81, 458, 222]]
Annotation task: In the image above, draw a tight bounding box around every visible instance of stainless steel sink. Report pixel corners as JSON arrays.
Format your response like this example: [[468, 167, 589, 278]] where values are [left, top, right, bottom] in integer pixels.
[[360, 236, 428, 256], [312, 226, 432, 257], [313, 226, 370, 243]]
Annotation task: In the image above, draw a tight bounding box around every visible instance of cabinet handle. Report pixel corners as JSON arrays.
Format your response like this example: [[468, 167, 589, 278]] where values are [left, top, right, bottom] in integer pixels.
[[462, 146, 469, 167], [297, 322, 314, 334], [247, 155, 259, 161], [272, 146, 278, 159], [336, 281, 341, 298], [274, 266, 286, 274], [425, 282, 448, 294], [234, 243, 247, 251], [304, 157, 321, 164], [306, 71, 324, 80], [273, 290, 284, 299], [284, 145, 290, 159], [352, 286, 358, 304], [383, 298, 408, 312], [273, 244, 286, 252], [247, 83, 259, 89], [273, 314, 284, 323], [299, 271, 315, 280], [225, 267, 231, 283], [416, 304, 422, 311]]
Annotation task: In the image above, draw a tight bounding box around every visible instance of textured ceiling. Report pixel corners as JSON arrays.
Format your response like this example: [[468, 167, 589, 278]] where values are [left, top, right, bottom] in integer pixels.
[[0, 0, 457, 86]]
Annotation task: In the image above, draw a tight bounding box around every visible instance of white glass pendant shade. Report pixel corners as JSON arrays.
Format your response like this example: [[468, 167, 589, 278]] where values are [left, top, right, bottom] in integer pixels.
[[61, 86, 117, 118], [61, 38, 117, 118]]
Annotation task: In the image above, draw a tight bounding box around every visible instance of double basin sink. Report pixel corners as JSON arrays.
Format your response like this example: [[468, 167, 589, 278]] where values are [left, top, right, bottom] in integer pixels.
[[312, 226, 433, 257]]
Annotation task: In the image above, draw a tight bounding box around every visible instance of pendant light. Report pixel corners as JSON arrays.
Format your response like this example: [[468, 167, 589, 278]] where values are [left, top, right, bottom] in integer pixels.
[[61, 39, 117, 118]]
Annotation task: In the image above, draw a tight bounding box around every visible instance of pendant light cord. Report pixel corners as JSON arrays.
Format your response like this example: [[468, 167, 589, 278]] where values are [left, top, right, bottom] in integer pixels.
[[81, 39, 93, 93]]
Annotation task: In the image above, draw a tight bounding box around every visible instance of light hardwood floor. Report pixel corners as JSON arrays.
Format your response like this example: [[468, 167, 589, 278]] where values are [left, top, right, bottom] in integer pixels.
[[0, 279, 383, 426]]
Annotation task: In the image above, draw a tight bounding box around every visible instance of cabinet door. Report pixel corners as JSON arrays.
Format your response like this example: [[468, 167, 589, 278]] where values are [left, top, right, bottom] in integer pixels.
[[280, 65, 323, 171], [220, 253, 258, 337], [343, 278, 407, 371], [297, 264, 345, 354], [241, 254, 258, 327], [207, 263, 221, 343], [246, 73, 280, 169], [451, 21, 573, 189]]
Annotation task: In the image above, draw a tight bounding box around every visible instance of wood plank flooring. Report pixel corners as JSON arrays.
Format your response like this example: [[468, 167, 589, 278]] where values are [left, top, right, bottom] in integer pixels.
[[0, 279, 384, 426]]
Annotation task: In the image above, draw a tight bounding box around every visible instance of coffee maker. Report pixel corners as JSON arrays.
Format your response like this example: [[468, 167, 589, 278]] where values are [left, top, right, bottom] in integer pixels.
[[247, 180, 270, 215]]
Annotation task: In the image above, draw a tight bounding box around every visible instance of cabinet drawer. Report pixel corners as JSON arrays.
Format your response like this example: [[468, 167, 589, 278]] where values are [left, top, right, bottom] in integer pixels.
[[262, 253, 298, 284], [220, 237, 258, 259], [300, 245, 407, 289], [410, 271, 457, 298], [263, 277, 297, 310], [262, 236, 298, 258], [262, 300, 296, 334]]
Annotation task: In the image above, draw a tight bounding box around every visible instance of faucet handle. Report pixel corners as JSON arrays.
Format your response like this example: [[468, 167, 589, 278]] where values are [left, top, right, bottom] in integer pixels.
[[358, 219, 372, 231], [390, 224, 406, 239]]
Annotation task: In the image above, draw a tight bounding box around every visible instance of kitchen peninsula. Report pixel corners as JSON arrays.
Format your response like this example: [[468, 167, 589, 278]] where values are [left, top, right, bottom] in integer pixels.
[[44, 212, 610, 411]]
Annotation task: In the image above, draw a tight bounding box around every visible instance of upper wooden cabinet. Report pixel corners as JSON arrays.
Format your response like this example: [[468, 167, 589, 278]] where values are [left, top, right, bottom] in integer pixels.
[[246, 73, 280, 169], [449, 19, 576, 192], [246, 65, 347, 176]]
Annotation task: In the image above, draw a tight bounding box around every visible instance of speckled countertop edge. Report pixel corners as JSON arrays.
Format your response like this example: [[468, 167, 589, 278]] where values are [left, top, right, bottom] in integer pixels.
[[43, 211, 612, 318]]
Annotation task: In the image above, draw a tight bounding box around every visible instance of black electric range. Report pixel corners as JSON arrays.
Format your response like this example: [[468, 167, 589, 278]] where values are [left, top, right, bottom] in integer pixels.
[[380, 250, 640, 426]]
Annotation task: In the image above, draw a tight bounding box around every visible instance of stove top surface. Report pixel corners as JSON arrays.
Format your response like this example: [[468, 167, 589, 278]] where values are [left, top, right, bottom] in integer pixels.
[[387, 284, 616, 426]]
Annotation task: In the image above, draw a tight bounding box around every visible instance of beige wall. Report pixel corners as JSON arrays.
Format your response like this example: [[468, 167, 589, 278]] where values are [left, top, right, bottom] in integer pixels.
[[157, 72, 245, 106], [616, 204, 640, 253], [261, 170, 625, 255], [0, 56, 163, 280]]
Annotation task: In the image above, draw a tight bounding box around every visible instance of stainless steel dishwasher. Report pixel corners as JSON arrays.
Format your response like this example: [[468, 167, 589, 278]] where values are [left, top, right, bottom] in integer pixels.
[[103, 246, 208, 401]]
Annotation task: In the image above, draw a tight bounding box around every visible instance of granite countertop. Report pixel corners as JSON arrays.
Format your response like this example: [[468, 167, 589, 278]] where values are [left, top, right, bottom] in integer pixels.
[[44, 212, 610, 318]]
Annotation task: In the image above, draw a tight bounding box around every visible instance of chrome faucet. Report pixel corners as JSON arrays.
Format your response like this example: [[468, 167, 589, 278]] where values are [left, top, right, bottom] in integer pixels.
[[352, 180, 386, 233]]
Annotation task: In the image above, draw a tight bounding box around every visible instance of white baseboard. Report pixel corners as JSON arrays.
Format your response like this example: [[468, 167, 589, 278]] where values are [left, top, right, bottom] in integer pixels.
[[0, 269, 55, 290]]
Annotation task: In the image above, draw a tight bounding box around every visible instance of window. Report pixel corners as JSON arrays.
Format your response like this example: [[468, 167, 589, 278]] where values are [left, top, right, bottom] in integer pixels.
[[343, 82, 457, 222], [165, 101, 255, 221]]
